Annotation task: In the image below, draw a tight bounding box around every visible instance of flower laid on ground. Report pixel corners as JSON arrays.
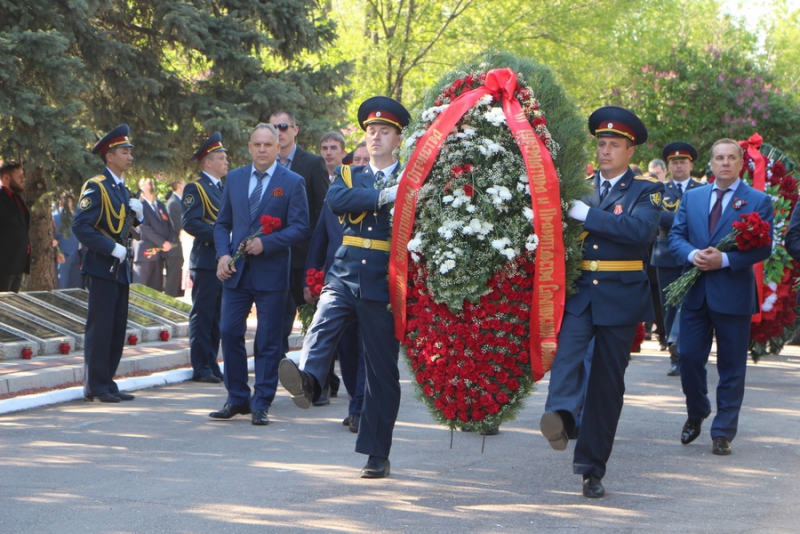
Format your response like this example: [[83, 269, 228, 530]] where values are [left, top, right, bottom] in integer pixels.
[[227, 215, 281, 267], [398, 53, 588, 433], [665, 211, 772, 309], [298, 268, 326, 334]]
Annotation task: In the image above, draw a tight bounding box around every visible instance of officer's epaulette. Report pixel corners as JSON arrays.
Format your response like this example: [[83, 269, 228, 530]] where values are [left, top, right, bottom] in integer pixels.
[[634, 175, 660, 183], [88, 175, 107, 184]]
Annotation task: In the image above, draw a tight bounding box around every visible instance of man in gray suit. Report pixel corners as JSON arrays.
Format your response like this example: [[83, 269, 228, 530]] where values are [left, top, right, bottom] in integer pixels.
[[164, 178, 185, 297]]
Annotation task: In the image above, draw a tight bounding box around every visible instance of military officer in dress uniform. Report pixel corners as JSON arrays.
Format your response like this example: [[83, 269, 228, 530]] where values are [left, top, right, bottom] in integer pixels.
[[183, 132, 228, 383], [278, 96, 410, 479], [72, 124, 144, 403], [540, 106, 664, 498], [651, 142, 704, 376]]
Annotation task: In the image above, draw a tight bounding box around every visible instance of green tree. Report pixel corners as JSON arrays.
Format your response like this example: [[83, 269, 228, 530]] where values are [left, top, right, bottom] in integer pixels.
[[610, 43, 800, 166]]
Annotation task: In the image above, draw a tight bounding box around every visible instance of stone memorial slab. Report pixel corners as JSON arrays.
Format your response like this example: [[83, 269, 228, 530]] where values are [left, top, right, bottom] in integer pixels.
[[0, 304, 74, 358], [54, 290, 165, 342], [130, 284, 191, 314], [0, 294, 84, 349]]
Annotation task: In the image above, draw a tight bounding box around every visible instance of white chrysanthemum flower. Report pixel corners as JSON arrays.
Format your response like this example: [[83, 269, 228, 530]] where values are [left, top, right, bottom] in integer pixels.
[[491, 237, 512, 250], [442, 195, 455, 204], [762, 292, 778, 312], [407, 233, 424, 252], [466, 204, 476, 213], [525, 234, 539, 251], [483, 107, 507, 127], [523, 207, 534, 222], [410, 252, 421, 263], [477, 139, 505, 157], [501, 248, 517, 261], [437, 220, 464, 241], [421, 104, 450, 122], [439, 259, 456, 274], [475, 94, 493, 107]]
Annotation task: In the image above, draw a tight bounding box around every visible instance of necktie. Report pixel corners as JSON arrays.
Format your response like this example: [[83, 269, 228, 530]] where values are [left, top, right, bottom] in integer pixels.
[[217, 181, 223, 192], [599, 180, 611, 202], [249, 171, 265, 221], [375, 170, 385, 184], [709, 188, 727, 235]]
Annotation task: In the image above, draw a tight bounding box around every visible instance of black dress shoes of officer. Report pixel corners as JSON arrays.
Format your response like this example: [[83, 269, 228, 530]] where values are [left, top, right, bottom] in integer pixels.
[[193, 374, 222, 384], [278, 358, 315, 409], [540, 411, 568, 451], [360, 456, 390, 478], [582, 475, 605, 498], [680, 417, 704, 444], [209, 403, 251, 419], [348, 413, 360, 433], [313, 386, 331, 407], [251, 409, 269, 426], [114, 391, 135, 401], [712, 436, 732, 455], [84, 393, 121, 403]]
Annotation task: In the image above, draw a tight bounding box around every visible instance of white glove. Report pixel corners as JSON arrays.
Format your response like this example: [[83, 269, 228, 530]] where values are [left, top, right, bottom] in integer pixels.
[[567, 200, 590, 222], [379, 185, 399, 207], [128, 198, 144, 221], [111, 243, 127, 260]]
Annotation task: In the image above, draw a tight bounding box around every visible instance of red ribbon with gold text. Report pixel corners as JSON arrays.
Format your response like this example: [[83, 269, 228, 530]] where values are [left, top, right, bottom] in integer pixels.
[[741, 133, 765, 323], [389, 68, 566, 381]]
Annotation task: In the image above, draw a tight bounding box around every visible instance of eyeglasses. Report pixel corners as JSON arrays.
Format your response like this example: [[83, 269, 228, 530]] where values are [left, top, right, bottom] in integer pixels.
[[273, 123, 294, 132]]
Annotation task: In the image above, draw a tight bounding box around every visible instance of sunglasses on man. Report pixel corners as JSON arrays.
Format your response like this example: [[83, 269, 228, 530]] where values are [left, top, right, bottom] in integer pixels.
[[273, 123, 295, 132]]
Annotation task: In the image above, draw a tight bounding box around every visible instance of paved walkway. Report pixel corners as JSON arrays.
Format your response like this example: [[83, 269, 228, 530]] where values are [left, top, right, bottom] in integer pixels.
[[1, 341, 800, 533]]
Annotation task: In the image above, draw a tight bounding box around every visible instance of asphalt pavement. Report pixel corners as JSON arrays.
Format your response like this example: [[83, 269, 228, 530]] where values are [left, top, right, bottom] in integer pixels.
[[1, 342, 799, 533]]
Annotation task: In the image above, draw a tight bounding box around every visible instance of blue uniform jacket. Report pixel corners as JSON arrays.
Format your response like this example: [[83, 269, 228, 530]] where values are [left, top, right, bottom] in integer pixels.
[[213, 164, 310, 292], [326, 164, 397, 303], [305, 199, 341, 277], [567, 168, 665, 325], [651, 178, 705, 268], [668, 180, 773, 315], [72, 168, 139, 284], [182, 172, 223, 271]]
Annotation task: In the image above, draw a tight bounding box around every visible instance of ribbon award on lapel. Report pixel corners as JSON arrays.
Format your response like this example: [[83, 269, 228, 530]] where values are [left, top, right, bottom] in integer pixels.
[[741, 133, 765, 323], [389, 68, 566, 380]]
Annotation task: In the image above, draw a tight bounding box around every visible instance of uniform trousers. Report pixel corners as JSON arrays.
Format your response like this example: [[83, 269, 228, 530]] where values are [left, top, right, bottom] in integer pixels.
[[680, 302, 751, 441], [657, 265, 683, 358], [545, 304, 637, 479], [164, 254, 183, 297], [189, 268, 222, 379], [133, 260, 163, 291], [336, 322, 366, 415], [300, 277, 400, 458], [83, 274, 129, 397], [220, 264, 287, 411]]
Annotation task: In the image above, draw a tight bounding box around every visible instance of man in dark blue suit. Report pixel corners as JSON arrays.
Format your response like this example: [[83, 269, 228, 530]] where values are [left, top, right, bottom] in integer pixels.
[[540, 106, 664, 498], [132, 177, 172, 291], [669, 138, 773, 456], [72, 124, 144, 403], [652, 142, 705, 376], [211, 123, 310, 425], [278, 96, 410, 479], [183, 132, 228, 384]]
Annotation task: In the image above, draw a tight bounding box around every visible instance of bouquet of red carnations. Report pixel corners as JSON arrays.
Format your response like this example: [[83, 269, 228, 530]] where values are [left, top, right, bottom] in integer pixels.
[[227, 215, 281, 267], [298, 268, 325, 334], [665, 212, 772, 308]]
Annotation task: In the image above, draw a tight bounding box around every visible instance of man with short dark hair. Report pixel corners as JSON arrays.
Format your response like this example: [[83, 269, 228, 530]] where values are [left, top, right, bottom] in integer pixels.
[[211, 123, 309, 425], [669, 138, 773, 456], [0, 160, 29, 292], [72, 124, 144, 403], [320, 131, 346, 179], [183, 132, 228, 384], [269, 111, 330, 363], [540, 106, 664, 498], [648, 159, 668, 182], [279, 96, 411, 479]]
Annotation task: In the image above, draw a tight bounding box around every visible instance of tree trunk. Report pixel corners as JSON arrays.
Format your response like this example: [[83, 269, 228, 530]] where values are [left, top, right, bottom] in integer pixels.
[[22, 167, 56, 291]]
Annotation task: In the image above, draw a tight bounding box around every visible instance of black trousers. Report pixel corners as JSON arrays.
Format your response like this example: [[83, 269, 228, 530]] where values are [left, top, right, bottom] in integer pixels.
[[0, 274, 23, 292], [189, 268, 222, 378], [83, 274, 129, 397], [133, 260, 163, 291], [164, 254, 183, 297]]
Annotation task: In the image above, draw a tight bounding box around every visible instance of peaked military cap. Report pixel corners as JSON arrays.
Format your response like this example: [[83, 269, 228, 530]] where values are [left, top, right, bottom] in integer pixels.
[[342, 149, 354, 165], [92, 124, 133, 155], [358, 96, 411, 131], [588, 106, 648, 146], [190, 132, 227, 162], [662, 141, 698, 162]]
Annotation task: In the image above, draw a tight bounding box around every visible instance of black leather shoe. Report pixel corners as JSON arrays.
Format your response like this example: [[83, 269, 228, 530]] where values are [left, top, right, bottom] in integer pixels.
[[113, 391, 135, 401], [209, 403, 251, 419], [84, 393, 121, 403], [681, 417, 704, 444], [313, 387, 330, 407], [582, 475, 605, 498], [278, 358, 314, 409], [540, 411, 568, 451], [251, 409, 270, 426], [193, 374, 222, 384], [667, 360, 681, 376], [569, 426, 580, 440], [348, 413, 360, 433], [712, 436, 732, 455], [360, 456, 390, 478], [342, 416, 350, 426]]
